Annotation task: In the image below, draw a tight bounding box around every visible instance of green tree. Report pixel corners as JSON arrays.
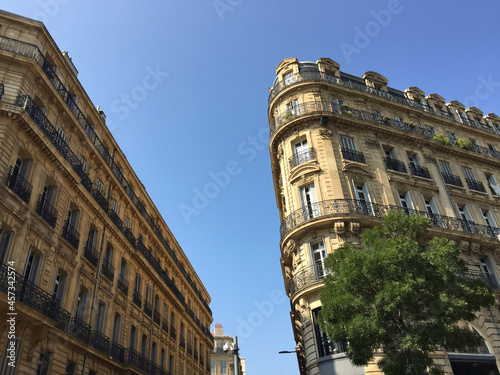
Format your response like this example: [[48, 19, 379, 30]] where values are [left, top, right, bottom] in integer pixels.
[[319, 211, 495, 375]]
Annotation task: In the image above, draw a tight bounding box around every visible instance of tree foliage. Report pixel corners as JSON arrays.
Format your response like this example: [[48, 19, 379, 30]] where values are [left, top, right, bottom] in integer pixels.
[[319, 211, 495, 375]]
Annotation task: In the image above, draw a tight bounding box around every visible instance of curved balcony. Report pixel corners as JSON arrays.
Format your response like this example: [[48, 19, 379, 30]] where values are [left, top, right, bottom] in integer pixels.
[[289, 147, 317, 168], [268, 70, 499, 135], [280, 199, 500, 240], [290, 264, 328, 296]]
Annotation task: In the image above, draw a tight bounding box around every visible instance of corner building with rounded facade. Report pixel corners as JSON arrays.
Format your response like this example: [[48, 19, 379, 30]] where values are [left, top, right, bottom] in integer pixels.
[[0, 10, 213, 375], [268, 58, 500, 375]]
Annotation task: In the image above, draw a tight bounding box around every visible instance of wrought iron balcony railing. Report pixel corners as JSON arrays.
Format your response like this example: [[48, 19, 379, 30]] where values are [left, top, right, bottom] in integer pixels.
[[384, 157, 407, 173], [92, 189, 109, 212], [153, 310, 161, 325], [5, 167, 32, 204], [144, 300, 153, 317], [70, 317, 91, 344], [83, 240, 99, 267], [180, 336, 186, 348], [91, 330, 110, 354], [465, 178, 486, 193], [170, 325, 177, 340], [290, 264, 329, 295], [62, 220, 80, 250], [108, 209, 123, 229], [279, 199, 500, 240], [341, 147, 366, 163], [409, 163, 431, 179], [268, 70, 499, 135], [0, 262, 71, 331], [162, 318, 169, 333], [441, 173, 464, 187], [122, 227, 136, 247], [110, 341, 125, 363], [36, 196, 58, 228], [187, 342, 193, 355], [117, 274, 129, 295], [464, 271, 500, 290], [101, 259, 115, 281], [133, 291, 142, 308], [289, 147, 317, 168]]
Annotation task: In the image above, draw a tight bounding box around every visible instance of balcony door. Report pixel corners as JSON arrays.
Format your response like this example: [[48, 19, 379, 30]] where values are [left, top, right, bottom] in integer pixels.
[[310, 239, 327, 280], [456, 204, 475, 234], [23, 248, 41, 284], [423, 196, 442, 227], [294, 139, 310, 165], [300, 183, 319, 220], [353, 182, 373, 215], [479, 255, 500, 289]]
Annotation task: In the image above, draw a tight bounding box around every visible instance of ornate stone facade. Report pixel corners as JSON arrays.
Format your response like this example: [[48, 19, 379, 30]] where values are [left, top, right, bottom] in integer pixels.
[[268, 58, 500, 375]]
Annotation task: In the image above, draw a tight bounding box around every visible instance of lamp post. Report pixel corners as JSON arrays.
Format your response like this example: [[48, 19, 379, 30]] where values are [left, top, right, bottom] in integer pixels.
[[224, 336, 240, 375]]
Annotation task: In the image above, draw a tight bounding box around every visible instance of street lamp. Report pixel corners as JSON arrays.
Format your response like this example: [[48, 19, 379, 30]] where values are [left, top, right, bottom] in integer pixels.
[[223, 336, 240, 375], [278, 350, 297, 354]]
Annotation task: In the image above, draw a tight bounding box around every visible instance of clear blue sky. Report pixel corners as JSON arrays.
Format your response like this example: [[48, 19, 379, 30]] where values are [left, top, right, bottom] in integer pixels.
[[3, 2, 500, 374]]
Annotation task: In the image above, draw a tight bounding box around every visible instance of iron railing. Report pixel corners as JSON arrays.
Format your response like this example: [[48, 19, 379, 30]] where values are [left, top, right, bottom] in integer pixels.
[[341, 147, 366, 163], [465, 178, 486, 193], [92, 189, 109, 212], [117, 274, 129, 295], [384, 157, 407, 173], [409, 163, 431, 179], [290, 264, 329, 295], [133, 291, 142, 308], [0, 262, 71, 331], [62, 220, 80, 250], [187, 342, 193, 355], [5, 167, 32, 204], [280, 199, 500, 240], [289, 147, 317, 168], [441, 173, 464, 187], [180, 336, 186, 349], [91, 330, 110, 354], [162, 318, 169, 333], [153, 310, 161, 325], [465, 271, 500, 290], [101, 259, 115, 281], [36, 196, 58, 228], [70, 317, 92, 344], [170, 325, 176, 340], [108, 209, 122, 229], [123, 227, 136, 247], [144, 300, 153, 317], [110, 341, 125, 363], [268, 70, 499, 136], [83, 240, 99, 267]]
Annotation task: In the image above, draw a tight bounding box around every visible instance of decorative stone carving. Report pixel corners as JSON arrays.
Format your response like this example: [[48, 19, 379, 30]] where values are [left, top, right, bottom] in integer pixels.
[[284, 265, 292, 281], [319, 129, 333, 138], [459, 240, 470, 252], [334, 221, 345, 234], [365, 139, 380, 149], [277, 144, 283, 160], [350, 221, 360, 233], [470, 242, 480, 254]]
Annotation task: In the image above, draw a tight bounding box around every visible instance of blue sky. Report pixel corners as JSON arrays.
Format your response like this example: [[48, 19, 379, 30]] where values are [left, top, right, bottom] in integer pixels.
[[3, 1, 500, 374]]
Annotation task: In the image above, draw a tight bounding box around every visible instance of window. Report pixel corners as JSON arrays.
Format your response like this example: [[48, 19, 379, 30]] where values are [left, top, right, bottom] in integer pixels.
[[286, 98, 300, 115], [168, 355, 174, 374], [160, 349, 166, 369], [129, 326, 137, 350], [456, 204, 476, 234], [64, 362, 76, 375], [95, 178, 105, 194], [463, 167, 476, 181], [151, 341, 157, 364], [353, 182, 373, 215], [0, 229, 13, 264], [384, 148, 396, 160], [341, 135, 356, 151], [397, 190, 414, 215], [293, 139, 311, 166], [408, 153, 421, 167], [78, 155, 88, 173], [312, 308, 346, 357], [95, 302, 106, 333], [36, 352, 51, 375], [23, 249, 41, 284], [439, 161, 453, 175], [423, 196, 442, 227], [479, 255, 500, 289], [221, 359, 227, 374], [52, 269, 68, 306], [75, 288, 88, 320], [299, 183, 319, 219], [284, 71, 295, 86], [112, 314, 122, 343], [12, 156, 30, 179], [66, 209, 79, 230], [310, 239, 328, 279], [124, 216, 131, 229], [110, 199, 119, 214], [40, 185, 56, 206], [0, 337, 22, 375], [482, 210, 499, 238], [447, 132, 458, 145], [56, 126, 68, 143], [487, 174, 500, 196]]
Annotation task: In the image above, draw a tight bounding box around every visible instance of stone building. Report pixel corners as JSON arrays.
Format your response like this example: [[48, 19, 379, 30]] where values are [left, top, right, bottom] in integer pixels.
[[211, 324, 245, 375], [0, 10, 213, 375], [268, 57, 500, 375]]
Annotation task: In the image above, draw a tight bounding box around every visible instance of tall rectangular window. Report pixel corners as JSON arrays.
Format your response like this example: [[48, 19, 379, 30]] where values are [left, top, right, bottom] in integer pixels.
[[299, 183, 319, 219], [312, 308, 347, 357], [0, 230, 13, 264], [112, 314, 122, 343], [36, 352, 51, 375], [423, 196, 442, 227], [0, 337, 22, 375], [75, 288, 88, 320], [129, 326, 137, 350], [52, 269, 68, 306], [397, 190, 414, 215], [293, 139, 310, 166], [479, 255, 500, 289], [286, 98, 300, 115], [23, 249, 41, 284], [95, 302, 106, 333], [341, 135, 356, 151], [310, 239, 327, 279], [221, 359, 227, 374], [64, 362, 76, 375], [353, 182, 373, 215]]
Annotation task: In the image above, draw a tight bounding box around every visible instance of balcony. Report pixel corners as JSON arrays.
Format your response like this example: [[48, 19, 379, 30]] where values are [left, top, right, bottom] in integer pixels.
[[464, 271, 500, 290], [92, 189, 108, 212], [91, 330, 110, 355], [409, 163, 431, 179], [170, 325, 176, 340], [133, 291, 142, 308], [180, 336, 186, 349], [290, 264, 329, 295], [280, 199, 500, 240], [36, 197, 58, 228], [384, 157, 407, 173], [5, 167, 32, 204], [441, 173, 463, 187], [161, 318, 169, 333], [101, 259, 115, 281], [110, 341, 125, 363], [117, 274, 129, 295], [187, 342, 193, 355], [153, 310, 161, 325], [0, 262, 71, 331], [289, 147, 317, 168], [341, 148, 366, 163], [466, 178, 486, 193], [70, 317, 91, 344], [122, 227, 136, 247], [62, 220, 80, 250], [83, 240, 99, 267], [108, 209, 123, 229], [144, 300, 153, 317]]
